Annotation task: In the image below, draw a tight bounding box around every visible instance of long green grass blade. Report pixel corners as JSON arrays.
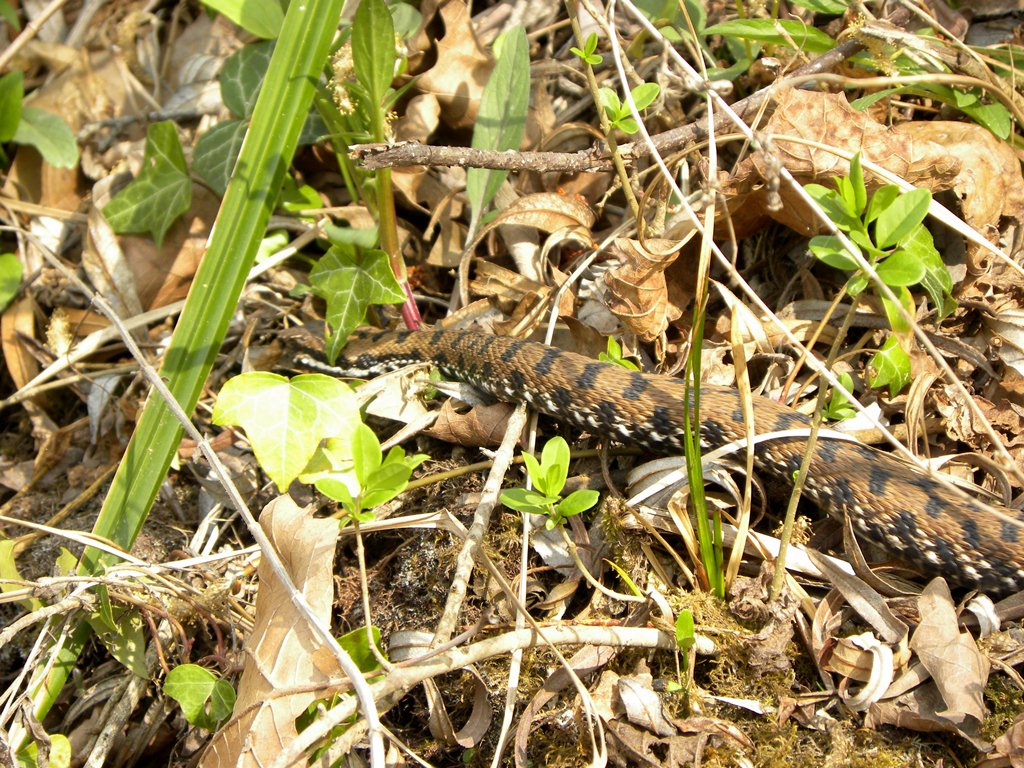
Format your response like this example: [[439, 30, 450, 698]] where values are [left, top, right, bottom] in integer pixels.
[[25, 0, 345, 726]]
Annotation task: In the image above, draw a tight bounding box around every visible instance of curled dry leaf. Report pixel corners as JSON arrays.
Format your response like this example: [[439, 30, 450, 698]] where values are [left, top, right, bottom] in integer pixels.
[[908, 579, 989, 725], [603, 238, 686, 341], [424, 398, 516, 448], [720, 86, 961, 238], [988, 714, 1024, 768], [199, 497, 342, 768], [410, 0, 492, 131]]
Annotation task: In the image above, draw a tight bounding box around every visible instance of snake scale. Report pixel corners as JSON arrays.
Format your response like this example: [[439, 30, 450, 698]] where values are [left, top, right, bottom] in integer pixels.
[[326, 327, 1024, 595]]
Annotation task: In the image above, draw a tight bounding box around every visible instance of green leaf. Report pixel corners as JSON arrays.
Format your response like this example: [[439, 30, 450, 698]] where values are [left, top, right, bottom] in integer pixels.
[[809, 235, 860, 272], [0, 539, 42, 612], [164, 664, 236, 731], [788, 0, 846, 12], [309, 246, 406, 363], [904, 226, 955, 318], [15, 735, 71, 768], [847, 152, 866, 215], [557, 489, 600, 517], [875, 247, 926, 287], [500, 487, 559, 513], [869, 335, 911, 396], [0, 71, 23, 142], [520, 451, 545, 491], [88, 608, 147, 678], [351, 422, 384, 487], [675, 608, 695, 651], [704, 19, 835, 53], [200, 0, 283, 39], [352, 0, 396, 110], [466, 25, 530, 226], [570, 32, 602, 65], [193, 120, 248, 197], [804, 184, 859, 231], [336, 626, 385, 676], [221, 41, 275, 119], [598, 87, 623, 119], [629, 81, 660, 111], [824, 372, 857, 421], [880, 286, 915, 335], [102, 121, 190, 247], [958, 100, 1011, 139], [0, 253, 22, 312], [540, 436, 570, 496], [864, 184, 901, 225], [0, 0, 20, 30], [874, 188, 931, 250], [12, 107, 79, 169], [212, 372, 360, 492]]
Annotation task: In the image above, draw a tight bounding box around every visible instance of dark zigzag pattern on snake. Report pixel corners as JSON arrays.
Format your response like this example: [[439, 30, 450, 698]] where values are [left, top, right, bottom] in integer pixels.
[[333, 327, 1024, 595]]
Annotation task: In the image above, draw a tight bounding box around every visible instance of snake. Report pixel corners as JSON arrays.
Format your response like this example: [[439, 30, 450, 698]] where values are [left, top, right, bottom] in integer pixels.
[[314, 326, 1024, 596]]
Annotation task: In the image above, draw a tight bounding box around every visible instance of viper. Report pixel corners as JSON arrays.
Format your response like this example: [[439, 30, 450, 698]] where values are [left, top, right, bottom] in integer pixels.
[[307, 326, 1024, 596]]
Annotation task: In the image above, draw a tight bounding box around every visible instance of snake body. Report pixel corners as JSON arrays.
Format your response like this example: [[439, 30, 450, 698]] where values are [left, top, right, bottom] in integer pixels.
[[335, 327, 1024, 595]]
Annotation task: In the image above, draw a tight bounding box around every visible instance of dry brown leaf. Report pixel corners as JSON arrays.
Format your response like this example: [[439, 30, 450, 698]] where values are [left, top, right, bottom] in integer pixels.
[[410, 0, 492, 131], [424, 399, 516, 447], [476, 191, 596, 236], [721, 87, 960, 238], [1, 296, 41, 390], [908, 578, 989, 725], [988, 715, 1024, 768], [199, 497, 342, 768], [894, 120, 1024, 271], [604, 238, 685, 341], [617, 676, 675, 737], [119, 185, 220, 309], [865, 683, 989, 749]]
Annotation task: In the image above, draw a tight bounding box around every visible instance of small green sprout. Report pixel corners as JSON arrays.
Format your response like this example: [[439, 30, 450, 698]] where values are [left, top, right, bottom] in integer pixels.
[[570, 32, 603, 66], [500, 437, 600, 529]]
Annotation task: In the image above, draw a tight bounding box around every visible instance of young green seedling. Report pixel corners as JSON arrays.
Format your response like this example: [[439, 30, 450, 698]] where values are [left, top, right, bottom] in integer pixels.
[[500, 436, 600, 529]]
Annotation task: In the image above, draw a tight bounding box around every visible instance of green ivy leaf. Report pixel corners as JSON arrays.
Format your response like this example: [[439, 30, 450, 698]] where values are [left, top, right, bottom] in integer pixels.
[[164, 664, 236, 731], [220, 41, 275, 119], [102, 121, 190, 247], [869, 335, 911, 396], [213, 372, 360, 492], [193, 120, 248, 196], [903, 226, 955, 318], [309, 245, 405, 363]]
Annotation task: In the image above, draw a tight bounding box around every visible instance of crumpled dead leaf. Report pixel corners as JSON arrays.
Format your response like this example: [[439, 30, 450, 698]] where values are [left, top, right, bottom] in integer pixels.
[[908, 579, 989, 725], [409, 0, 492, 131], [603, 238, 687, 341], [719, 87, 1024, 264], [199, 496, 342, 768]]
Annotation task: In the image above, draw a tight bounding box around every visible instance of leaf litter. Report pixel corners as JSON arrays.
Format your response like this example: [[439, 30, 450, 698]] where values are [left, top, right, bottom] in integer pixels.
[[1, 0, 1024, 766]]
